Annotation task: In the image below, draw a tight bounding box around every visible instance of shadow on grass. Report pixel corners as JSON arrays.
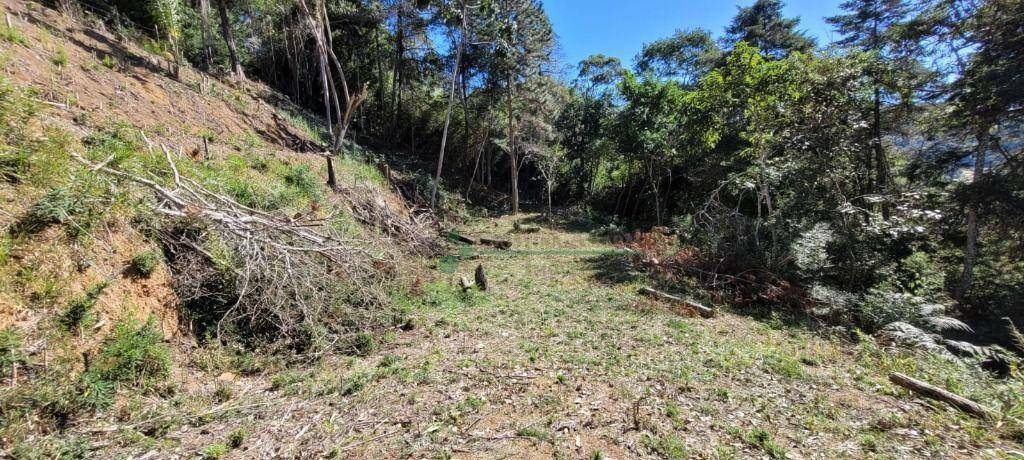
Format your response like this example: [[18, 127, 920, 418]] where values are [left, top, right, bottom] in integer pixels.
[[585, 251, 641, 286]]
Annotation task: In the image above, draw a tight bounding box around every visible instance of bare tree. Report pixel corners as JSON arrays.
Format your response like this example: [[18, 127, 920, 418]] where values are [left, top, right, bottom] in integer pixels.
[[431, 1, 468, 209]]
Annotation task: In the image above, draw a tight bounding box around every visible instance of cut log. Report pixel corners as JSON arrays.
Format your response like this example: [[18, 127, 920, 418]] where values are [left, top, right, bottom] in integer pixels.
[[459, 276, 474, 292], [474, 264, 488, 291], [479, 238, 511, 250], [889, 373, 995, 419], [449, 232, 477, 245], [638, 287, 715, 318], [511, 221, 540, 233]]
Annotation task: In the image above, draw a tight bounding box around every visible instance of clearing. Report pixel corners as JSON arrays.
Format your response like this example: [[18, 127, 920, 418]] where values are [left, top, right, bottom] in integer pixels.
[[83, 214, 1017, 459]]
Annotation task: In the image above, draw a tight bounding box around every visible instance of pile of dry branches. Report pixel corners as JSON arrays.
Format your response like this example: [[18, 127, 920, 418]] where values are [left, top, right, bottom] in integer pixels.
[[75, 148, 396, 347]]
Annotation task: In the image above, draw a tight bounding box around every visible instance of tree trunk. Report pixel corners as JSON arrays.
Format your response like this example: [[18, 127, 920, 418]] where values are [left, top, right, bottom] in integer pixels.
[[198, 0, 213, 71], [958, 129, 988, 299], [215, 0, 245, 81], [873, 86, 890, 220], [508, 75, 519, 215], [431, 6, 466, 209]]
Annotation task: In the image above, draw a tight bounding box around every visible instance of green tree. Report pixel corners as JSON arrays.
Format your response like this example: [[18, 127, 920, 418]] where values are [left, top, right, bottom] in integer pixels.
[[724, 0, 815, 58], [635, 28, 721, 84]]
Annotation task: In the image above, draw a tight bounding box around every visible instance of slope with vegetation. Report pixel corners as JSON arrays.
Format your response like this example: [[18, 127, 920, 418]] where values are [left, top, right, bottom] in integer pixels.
[[1, 0, 1024, 458]]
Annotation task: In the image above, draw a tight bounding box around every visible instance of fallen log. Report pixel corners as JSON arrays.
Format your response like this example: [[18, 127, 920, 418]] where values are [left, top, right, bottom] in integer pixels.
[[889, 373, 995, 419], [638, 287, 715, 318], [474, 264, 488, 291], [479, 238, 512, 250], [449, 232, 477, 245]]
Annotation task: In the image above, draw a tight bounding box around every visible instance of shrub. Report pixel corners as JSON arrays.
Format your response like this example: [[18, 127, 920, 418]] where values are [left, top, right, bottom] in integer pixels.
[[131, 251, 161, 278], [88, 319, 171, 386], [59, 282, 108, 333]]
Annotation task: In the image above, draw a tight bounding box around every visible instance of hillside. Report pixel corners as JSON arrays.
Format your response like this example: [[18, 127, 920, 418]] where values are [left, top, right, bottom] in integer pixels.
[[2, 1, 1024, 459]]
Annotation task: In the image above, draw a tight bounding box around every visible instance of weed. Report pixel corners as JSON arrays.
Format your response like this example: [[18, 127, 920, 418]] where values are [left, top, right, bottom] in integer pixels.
[[349, 331, 376, 356], [88, 319, 172, 386], [200, 443, 230, 459], [743, 428, 786, 459], [228, 428, 248, 448], [0, 25, 28, 46], [516, 426, 551, 442], [213, 384, 233, 403], [644, 433, 688, 459], [281, 163, 320, 199], [16, 187, 85, 233], [101, 55, 118, 70], [52, 48, 69, 68], [59, 282, 108, 333], [131, 250, 161, 278], [0, 327, 24, 375]]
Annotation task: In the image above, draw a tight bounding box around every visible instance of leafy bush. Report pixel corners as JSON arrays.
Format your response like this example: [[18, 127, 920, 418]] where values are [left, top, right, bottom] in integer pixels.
[[52, 48, 69, 68], [131, 250, 161, 278], [87, 320, 171, 386], [59, 282, 108, 333]]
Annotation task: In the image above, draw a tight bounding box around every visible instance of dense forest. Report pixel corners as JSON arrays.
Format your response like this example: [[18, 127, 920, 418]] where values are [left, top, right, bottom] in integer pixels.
[[1, 0, 1023, 456], [78, 0, 1022, 345]]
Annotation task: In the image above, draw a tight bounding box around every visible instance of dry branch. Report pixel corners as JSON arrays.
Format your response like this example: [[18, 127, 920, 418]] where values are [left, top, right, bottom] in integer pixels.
[[638, 287, 716, 318], [889, 373, 995, 419], [73, 148, 393, 343]]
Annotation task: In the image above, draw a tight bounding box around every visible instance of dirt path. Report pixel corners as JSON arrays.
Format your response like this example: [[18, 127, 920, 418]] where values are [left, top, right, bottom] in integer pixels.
[[89, 214, 1013, 459]]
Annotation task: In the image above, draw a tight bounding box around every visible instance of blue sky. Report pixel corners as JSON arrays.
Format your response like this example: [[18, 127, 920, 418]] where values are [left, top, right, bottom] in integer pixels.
[[544, 0, 844, 71]]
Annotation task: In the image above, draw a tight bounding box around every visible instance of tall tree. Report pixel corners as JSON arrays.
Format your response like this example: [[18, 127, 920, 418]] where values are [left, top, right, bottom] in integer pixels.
[[491, 0, 555, 215], [635, 28, 722, 84], [431, 0, 469, 209], [215, 0, 245, 80], [828, 0, 917, 219], [724, 0, 815, 58]]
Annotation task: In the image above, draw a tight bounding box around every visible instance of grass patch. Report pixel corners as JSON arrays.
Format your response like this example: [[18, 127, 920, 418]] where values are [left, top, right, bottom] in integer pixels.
[[87, 319, 172, 387], [58, 281, 108, 333], [0, 25, 28, 46], [130, 250, 161, 278]]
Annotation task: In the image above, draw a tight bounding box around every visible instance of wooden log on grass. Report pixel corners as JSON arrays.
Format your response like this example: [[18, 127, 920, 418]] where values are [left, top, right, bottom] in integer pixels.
[[889, 373, 995, 419], [638, 287, 715, 318], [449, 231, 477, 245], [479, 237, 511, 250]]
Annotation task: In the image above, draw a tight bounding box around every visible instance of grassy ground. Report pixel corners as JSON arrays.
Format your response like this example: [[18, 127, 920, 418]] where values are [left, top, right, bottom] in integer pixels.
[[61, 213, 1018, 459]]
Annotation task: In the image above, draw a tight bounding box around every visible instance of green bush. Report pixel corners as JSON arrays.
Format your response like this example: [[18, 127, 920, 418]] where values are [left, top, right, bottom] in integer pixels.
[[59, 282, 108, 333], [131, 250, 161, 278], [88, 319, 171, 386]]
